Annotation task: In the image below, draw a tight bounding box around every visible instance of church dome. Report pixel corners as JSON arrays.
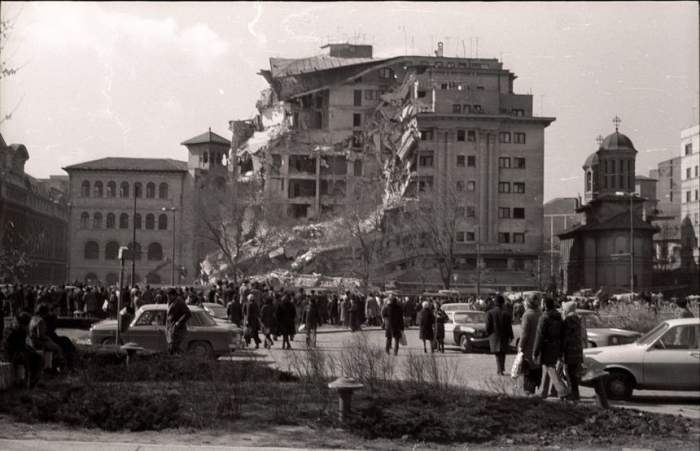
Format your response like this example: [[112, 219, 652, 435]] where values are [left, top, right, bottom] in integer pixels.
[[598, 131, 636, 152], [583, 151, 599, 169]]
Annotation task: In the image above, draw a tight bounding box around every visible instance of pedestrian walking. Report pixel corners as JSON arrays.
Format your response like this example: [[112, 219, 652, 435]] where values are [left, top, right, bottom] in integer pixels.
[[226, 295, 243, 327], [277, 294, 296, 350], [260, 297, 276, 349], [304, 296, 321, 347], [519, 295, 542, 394], [562, 301, 586, 401], [485, 295, 514, 375], [382, 296, 404, 355], [533, 296, 569, 399], [417, 301, 435, 353], [165, 289, 191, 355], [242, 293, 261, 349], [434, 303, 447, 353]]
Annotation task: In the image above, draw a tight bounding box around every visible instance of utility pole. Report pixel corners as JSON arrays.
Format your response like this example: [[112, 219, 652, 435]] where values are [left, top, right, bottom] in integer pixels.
[[630, 193, 634, 296], [131, 184, 138, 287]]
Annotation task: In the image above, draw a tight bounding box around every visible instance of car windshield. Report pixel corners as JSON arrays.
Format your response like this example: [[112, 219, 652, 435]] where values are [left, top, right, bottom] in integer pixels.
[[636, 322, 669, 345], [454, 312, 486, 324], [191, 311, 217, 327], [205, 304, 227, 319]]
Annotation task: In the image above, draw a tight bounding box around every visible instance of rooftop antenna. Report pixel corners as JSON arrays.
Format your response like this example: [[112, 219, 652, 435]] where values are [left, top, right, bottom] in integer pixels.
[[462, 40, 466, 58]]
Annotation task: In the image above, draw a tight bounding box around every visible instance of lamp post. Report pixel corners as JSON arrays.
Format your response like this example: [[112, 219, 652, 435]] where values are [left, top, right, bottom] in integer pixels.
[[162, 207, 177, 285], [131, 184, 139, 288], [475, 225, 481, 300]]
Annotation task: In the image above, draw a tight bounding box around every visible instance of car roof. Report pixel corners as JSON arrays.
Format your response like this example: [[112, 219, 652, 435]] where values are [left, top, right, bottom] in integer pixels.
[[663, 317, 700, 326], [202, 302, 224, 307], [453, 310, 485, 315], [140, 304, 203, 312]]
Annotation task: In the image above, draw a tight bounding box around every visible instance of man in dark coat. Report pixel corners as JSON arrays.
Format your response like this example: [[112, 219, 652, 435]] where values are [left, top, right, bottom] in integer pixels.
[[4, 312, 42, 388], [382, 295, 404, 355], [166, 289, 191, 355], [417, 301, 435, 353], [533, 296, 569, 399], [304, 297, 321, 347], [518, 295, 542, 394], [562, 301, 585, 401], [242, 293, 261, 348], [485, 294, 514, 375], [226, 296, 243, 327], [276, 294, 296, 350]]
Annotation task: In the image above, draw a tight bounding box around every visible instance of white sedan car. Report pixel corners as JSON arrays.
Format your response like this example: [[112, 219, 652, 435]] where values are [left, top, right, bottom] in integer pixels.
[[583, 318, 700, 400]]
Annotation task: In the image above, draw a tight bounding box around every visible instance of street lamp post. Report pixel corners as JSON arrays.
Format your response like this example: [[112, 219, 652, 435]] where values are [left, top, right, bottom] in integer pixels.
[[162, 207, 177, 285], [131, 184, 138, 288]]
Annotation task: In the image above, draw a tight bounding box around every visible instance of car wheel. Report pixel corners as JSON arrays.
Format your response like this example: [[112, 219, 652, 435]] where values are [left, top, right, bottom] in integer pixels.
[[605, 372, 633, 400], [459, 334, 472, 353], [188, 341, 214, 359]]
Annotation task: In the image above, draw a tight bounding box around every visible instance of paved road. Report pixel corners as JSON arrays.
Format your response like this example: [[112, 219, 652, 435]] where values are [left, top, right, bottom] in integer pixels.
[[58, 326, 700, 419]]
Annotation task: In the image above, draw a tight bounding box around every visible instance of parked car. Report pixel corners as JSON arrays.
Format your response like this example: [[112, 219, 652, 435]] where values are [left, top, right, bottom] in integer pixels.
[[88, 305, 241, 358], [582, 318, 700, 400], [577, 309, 642, 347], [201, 302, 228, 321]]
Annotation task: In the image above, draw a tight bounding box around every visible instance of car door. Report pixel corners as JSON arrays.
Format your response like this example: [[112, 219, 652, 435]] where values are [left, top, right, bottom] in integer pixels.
[[444, 316, 456, 344], [125, 310, 167, 352], [643, 324, 700, 390]]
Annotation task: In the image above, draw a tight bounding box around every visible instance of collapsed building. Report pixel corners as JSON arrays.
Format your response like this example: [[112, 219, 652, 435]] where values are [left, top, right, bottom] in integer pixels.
[[223, 43, 556, 293]]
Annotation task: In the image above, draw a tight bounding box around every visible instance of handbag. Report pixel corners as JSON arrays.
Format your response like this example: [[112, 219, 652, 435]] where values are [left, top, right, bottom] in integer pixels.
[[399, 330, 407, 346], [511, 351, 524, 379]]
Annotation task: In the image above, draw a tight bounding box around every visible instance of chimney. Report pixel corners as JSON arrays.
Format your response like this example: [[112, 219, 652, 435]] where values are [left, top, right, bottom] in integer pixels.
[[434, 42, 444, 57]]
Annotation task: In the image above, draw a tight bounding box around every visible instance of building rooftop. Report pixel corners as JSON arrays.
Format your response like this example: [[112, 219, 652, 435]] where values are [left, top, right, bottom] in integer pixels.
[[63, 157, 188, 172], [559, 210, 657, 239], [598, 131, 636, 153], [180, 129, 230, 146]]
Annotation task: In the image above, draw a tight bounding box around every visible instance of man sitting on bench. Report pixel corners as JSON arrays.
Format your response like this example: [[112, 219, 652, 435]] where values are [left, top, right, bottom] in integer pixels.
[[4, 312, 42, 388]]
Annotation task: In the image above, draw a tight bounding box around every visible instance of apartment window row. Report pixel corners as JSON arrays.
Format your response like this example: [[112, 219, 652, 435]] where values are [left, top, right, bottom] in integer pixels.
[[84, 240, 164, 261], [498, 182, 526, 194], [685, 190, 699, 203], [498, 157, 526, 169], [456, 155, 477, 167], [685, 143, 694, 156], [80, 180, 169, 200], [455, 206, 477, 218], [498, 207, 526, 219], [79, 211, 168, 231], [456, 231, 477, 243], [498, 232, 526, 244], [684, 166, 699, 179], [455, 180, 477, 192], [451, 104, 484, 114], [499, 132, 527, 144], [441, 82, 485, 91]]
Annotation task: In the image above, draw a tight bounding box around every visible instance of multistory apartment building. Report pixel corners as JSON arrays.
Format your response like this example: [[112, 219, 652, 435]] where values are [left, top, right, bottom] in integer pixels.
[[649, 157, 682, 270], [0, 134, 69, 284], [680, 124, 699, 264], [232, 43, 555, 291], [542, 197, 581, 288]]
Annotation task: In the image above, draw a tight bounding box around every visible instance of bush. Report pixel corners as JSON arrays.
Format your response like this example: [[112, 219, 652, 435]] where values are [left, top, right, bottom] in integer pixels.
[[597, 304, 661, 333], [335, 332, 395, 391]]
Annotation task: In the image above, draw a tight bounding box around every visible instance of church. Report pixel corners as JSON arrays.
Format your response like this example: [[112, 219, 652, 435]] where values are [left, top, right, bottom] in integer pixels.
[[558, 118, 657, 294]]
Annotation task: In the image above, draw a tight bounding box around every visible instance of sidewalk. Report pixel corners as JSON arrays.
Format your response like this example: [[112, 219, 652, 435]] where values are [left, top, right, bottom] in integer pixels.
[[0, 440, 353, 451]]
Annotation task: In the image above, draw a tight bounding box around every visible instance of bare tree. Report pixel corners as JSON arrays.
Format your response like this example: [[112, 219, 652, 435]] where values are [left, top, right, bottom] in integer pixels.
[[0, 220, 46, 283], [1, 9, 25, 124]]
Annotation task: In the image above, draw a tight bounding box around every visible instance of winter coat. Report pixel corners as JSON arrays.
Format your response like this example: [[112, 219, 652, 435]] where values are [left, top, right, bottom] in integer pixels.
[[434, 309, 447, 340], [365, 297, 380, 318], [562, 314, 585, 365], [260, 303, 276, 334], [165, 298, 191, 345], [519, 307, 542, 365], [305, 301, 321, 330], [485, 306, 514, 354], [418, 308, 435, 341], [277, 300, 296, 336], [533, 309, 565, 366], [226, 301, 242, 325], [382, 301, 404, 339], [242, 301, 260, 332]]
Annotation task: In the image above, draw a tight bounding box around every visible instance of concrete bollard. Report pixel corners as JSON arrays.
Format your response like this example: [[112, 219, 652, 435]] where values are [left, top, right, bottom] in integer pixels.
[[328, 377, 364, 422]]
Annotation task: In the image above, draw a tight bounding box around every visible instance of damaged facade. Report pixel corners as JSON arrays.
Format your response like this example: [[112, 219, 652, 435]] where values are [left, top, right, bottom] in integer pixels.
[[228, 43, 556, 292]]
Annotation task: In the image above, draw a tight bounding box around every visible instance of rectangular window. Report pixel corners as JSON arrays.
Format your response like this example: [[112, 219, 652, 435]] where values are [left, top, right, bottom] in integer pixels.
[[513, 233, 525, 244], [417, 90, 426, 98], [352, 131, 363, 148], [467, 130, 476, 142], [498, 207, 511, 219], [457, 129, 465, 142], [379, 68, 393, 79], [696, 166, 699, 177], [467, 181, 476, 192], [353, 113, 362, 127], [315, 95, 323, 109], [499, 132, 511, 143], [456, 181, 465, 192], [687, 168, 692, 179], [453, 104, 462, 114], [364, 90, 376, 100], [696, 190, 699, 201], [420, 129, 434, 141], [498, 182, 511, 193], [418, 177, 434, 192], [467, 155, 476, 167], [353, 159, 363, 177], [466, 206, 476, 217], [457, 155, 465, 167], [456, 206, 465, 217], [473, 104, 482, 113], [611, 160, 616, 174], [686, 143, 693, 155], [499, 157, 511, 168], [514, 157, 526, 169], [440, 83, 448, 90], [353, 90, 362, 106], [466, 232, 476, 242], [513, 207, 525, 219], [463, 104, 471, 114], [513, 182, 526, 193], [514, 132, 526, 144], [419, 152, 434, 167], [512, 109, 525, 117], [456, 231, 465, 243], [498, 232, 510, 243]]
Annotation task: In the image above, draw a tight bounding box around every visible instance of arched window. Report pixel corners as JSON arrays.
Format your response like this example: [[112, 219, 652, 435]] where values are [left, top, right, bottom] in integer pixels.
[[105, 272, 119, 286], [106, 213, 116, 229], [158, 183, 168, 199], [84, 241, 99, 260], [158, 214, 168, 230], [80, 212, 90, 228], [105, 241, 120, 260], [119, 213, 129, 229], [106, 181, 116, 197], [146, 182, 156, 199], [120, 182, 129, 198], [84, 273, 98, 285], [94, 181, 104, 197], [586, 171, 592, 192], [128, 242, 142, 260], [134, 213, 142, 229], [93, 212, 103, 229], [134, 182, 142, 198], [146, 273, 161, 284], [145, 214, 155, 230], [81, 181, 90, 197], [147, 242, 163, 261]]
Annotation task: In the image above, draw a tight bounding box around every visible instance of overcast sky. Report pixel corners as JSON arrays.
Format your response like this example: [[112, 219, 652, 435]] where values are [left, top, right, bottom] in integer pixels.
[[1, 2, 697, 201]]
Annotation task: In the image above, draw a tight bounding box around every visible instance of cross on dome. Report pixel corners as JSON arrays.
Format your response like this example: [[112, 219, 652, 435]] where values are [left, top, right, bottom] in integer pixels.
[[596, 135, 604, 146], [612, 116, 621, 132]]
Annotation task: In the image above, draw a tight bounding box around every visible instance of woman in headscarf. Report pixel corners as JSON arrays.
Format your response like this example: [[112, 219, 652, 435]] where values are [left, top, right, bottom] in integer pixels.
[[417, 300, 435, 353]]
